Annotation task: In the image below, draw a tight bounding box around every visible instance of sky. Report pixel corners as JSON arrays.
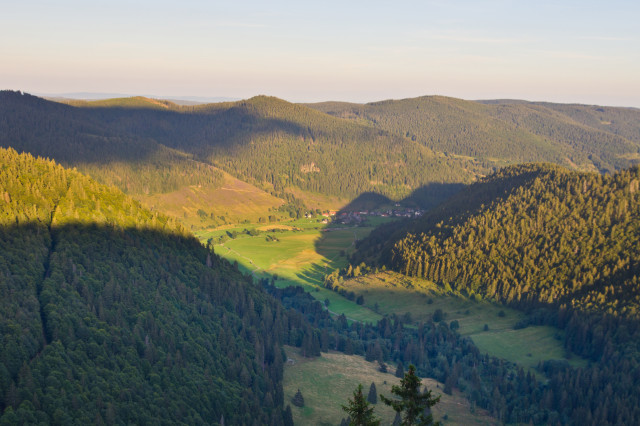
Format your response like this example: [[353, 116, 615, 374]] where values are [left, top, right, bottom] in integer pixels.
[[1, 0, 639, 106]]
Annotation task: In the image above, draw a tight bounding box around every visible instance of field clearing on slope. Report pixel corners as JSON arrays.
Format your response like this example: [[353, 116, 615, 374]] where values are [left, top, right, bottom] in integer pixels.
[[138, 169, 284, 229], [283, 346, 497, 426], [285, 187, 351, 211]]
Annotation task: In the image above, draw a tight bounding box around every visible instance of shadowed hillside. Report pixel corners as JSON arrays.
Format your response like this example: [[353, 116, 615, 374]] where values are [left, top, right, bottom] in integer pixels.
[[0, 147, 313, 424], [4, 91, 639, 226], [0, 91, 483, 207]]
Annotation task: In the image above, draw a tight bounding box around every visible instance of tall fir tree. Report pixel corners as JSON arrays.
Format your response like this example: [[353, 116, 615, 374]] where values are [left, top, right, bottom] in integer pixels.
[[341, 384, 381, 426], [381, 365, 440, 425], [367, 382, 378, 404]]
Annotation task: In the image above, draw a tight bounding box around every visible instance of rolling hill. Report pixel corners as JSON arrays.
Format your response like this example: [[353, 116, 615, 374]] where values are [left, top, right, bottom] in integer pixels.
[[2, 89, 639, 230], [0, 91, 487, 226], [352, 162, 640, 424], [358, 163, 640, 318]]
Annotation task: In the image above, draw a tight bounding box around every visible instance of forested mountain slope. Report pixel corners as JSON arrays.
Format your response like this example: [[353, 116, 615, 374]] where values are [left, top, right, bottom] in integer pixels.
[[481, 99, 640, 145], [353, 163, 640, 424], [307, 96, 640, 173], [359, 163, 640, 317], [0, 147, 305, 424]]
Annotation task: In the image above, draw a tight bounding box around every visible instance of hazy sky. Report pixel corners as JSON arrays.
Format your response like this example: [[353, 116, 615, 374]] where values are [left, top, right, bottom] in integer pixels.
[[2, 0, 639, 106]]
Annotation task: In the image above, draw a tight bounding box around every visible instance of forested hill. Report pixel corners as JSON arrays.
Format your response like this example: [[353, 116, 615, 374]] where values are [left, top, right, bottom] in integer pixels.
[[353, 163, 640, 424], [0, 147, 306, 424], [0, 91, 482, 206], [358, 163, 640, 318], [307, 96, 640, 174], [0, 91, 225, 196]]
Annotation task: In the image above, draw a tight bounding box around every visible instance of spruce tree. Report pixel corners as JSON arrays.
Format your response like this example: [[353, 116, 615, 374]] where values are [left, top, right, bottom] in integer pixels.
[[292, 389, 305, 407], [283, 405, 294, 426], [367, 382, 378, 404], [381, 365, 440, 425], [392, 412, 402, 426], [342, 384, 380, 426]]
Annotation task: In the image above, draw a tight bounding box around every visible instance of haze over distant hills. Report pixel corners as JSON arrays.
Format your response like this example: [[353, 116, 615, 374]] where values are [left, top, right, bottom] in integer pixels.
[[39, 92, 240, 105]]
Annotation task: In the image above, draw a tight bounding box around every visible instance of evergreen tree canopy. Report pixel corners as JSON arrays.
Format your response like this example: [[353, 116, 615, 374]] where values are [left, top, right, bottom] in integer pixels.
[[380, 365, 440, 426], [361, 163, 640, 319], [367, 382, 378, 404], [342, 384, 380, 426], [0, 148, 300, 424], [292, 389, 305, 408]]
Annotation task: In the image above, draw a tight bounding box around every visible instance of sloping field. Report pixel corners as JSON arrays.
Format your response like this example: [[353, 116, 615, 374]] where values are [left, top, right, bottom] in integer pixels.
[[340, 272, 587, 370], [284, 346, 497, 425], [138, 167, 284, 228]]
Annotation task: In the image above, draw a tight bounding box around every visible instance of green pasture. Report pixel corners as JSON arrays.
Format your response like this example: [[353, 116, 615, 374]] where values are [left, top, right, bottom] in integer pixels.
[[342, 272, 587, 371], [199, 219, 391, 323]]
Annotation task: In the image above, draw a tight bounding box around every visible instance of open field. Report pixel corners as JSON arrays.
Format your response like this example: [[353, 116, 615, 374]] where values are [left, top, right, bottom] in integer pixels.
[[283, 346, 497, 426], [341, 272, 587, 370], [200, 220, 387, 323]]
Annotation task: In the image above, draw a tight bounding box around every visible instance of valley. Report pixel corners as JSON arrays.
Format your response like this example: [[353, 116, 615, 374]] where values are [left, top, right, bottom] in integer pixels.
[[199, 215, 582, 370], [4, 0, 640, 423], [197, 216, 386, 323], [2, 91, 640, 424], [195, 213, 589, 423]]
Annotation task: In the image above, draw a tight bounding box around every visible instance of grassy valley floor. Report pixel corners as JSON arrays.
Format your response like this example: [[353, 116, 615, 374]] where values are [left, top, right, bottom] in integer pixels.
[[196, 217, 587, 424], [197, 217, 389, 322]]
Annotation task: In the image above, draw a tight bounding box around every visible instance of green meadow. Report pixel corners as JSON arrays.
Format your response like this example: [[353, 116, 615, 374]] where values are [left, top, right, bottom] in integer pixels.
[[196, 217, 389, 322], [341, 272, 587, 371]]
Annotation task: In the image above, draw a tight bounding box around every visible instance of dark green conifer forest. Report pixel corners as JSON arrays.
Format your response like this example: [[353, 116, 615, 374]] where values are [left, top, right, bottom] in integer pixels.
[[356, 163, 640, 424], [0, 91, 481, 205], [0, 148, 312, 424], [362, 163, 640, 317], [4, 91, 639, 212]]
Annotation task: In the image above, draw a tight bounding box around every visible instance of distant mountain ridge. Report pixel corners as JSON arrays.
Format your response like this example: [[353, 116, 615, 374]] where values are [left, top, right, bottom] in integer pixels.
[[40, 92, 240, 104], [0, 91, 483, 215], [2, 90, 639, 227], [306, 95, 640, 174]]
